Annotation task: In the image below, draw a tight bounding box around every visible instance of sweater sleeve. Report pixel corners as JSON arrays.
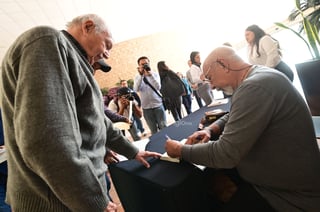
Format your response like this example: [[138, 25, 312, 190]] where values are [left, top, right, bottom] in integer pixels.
[[181, 82, 276, 168]]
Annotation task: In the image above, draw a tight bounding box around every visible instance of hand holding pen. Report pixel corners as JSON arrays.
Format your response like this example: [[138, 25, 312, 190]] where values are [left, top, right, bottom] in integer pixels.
[[165, 134, 183, 158]]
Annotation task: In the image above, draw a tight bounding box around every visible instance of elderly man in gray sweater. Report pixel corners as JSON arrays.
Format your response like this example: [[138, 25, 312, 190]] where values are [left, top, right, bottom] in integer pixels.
[[0, 14, 161, 212], [166, 46, 320, 211]]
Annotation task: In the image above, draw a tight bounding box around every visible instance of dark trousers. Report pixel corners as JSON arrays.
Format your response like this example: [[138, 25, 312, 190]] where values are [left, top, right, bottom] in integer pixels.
[[204, 168, 276, 212], [274, 60, 294, 82], [182, 94, 192, 115], [193, 90, 203, 108], [0, 173, 11, 211]]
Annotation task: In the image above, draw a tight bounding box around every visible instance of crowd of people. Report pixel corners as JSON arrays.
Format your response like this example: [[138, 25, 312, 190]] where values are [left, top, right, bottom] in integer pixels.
[[0, 12, 319, 212]]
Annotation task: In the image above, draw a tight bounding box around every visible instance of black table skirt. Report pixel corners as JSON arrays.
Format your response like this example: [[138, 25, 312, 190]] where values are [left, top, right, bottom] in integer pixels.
[[109, 100, 231, 212]]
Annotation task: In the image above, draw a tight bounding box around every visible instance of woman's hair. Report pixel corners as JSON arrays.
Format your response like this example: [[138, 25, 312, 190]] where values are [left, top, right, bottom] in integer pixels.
[[157, 61, 169, 72], [66, 14, 109, 34], [246, 24, 282, 57], [190, 51, 199, 65]]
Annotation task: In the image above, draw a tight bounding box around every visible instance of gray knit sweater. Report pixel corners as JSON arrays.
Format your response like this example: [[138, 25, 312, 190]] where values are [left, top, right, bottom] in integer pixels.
[[182, 66, 320, 211], [0, 26, 138, 211]]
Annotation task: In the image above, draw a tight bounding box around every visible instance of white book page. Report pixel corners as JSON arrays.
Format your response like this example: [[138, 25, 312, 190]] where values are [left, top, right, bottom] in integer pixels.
[[160, 139, 205, 170]]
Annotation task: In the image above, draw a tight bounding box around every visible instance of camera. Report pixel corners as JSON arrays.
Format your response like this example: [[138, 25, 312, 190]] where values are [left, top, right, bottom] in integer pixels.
[[117, 87, 135, 101], [124, 93, 134, 101], [143, 63, 151, 71]]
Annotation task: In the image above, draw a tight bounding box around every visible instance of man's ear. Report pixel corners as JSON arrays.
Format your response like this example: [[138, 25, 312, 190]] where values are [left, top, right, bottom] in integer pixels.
[[82, 20, 95, 34]]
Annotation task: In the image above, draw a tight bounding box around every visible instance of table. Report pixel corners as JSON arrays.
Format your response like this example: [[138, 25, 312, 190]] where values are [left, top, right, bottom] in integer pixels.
[[109, 99, 231, 212]]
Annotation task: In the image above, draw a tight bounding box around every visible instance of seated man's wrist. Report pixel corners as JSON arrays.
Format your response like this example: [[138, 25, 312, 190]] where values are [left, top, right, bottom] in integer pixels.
[[204, 127, 220, 141]]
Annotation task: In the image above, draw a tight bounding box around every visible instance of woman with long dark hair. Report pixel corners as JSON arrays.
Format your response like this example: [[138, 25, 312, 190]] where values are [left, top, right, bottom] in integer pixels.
[[157, 61, 185, 121], [245, 24, 294, 81]]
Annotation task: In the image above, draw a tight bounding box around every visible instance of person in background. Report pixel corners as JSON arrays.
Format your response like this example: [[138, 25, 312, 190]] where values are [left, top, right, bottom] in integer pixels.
[[189, 51, 213, 105], [0, 14, 161, 212], [134, 56, 167, 135], [186, 59, 203, 108], [157, 61, 185, 121], [0, 110, 11, 212], [120, 79, 146, 137], [165, 46, 320, 211], [108, 87, 142, 141], [245, 24, 294, 81], [177, 72, 193, 115]]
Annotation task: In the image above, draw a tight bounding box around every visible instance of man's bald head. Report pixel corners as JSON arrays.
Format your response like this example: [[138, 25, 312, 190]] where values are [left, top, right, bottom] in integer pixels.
[[203, 46, 246, 73], [202, 46, 252, 95]]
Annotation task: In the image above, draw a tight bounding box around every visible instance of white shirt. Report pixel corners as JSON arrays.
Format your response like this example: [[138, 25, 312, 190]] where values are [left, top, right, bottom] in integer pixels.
[[247, 35, 281, 68], [189, 64, 203, 84]]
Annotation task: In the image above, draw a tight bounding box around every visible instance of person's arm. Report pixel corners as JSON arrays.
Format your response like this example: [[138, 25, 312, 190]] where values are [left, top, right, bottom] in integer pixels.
[[260, 36, 281, 68], [180, 82, 276, 168], [133, 74, 143, 92], [104, 117, 161, 168], [145, 72, 161, 90], [204, 113, 229, 140], [104, 106, 128, 123]]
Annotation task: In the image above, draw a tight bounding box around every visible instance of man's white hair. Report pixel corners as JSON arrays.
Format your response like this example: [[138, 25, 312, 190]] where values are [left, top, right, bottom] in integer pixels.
[[66, 14, 110, 34]]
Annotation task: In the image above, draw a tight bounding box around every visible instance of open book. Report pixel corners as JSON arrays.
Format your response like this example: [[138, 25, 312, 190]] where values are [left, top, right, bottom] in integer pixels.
[[207, 98, 229, 107], [160, 139, 205, 170]]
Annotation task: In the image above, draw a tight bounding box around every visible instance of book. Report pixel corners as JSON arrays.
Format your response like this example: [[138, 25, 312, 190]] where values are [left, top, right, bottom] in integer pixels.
[[160, 139, 206, 170], [207, 98, 229, 107]]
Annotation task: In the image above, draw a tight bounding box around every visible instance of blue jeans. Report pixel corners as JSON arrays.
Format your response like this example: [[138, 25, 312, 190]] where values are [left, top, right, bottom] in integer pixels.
[[143, 106, 167, 134], [134, 114, 145, 133], [128, 118, 141, 141]]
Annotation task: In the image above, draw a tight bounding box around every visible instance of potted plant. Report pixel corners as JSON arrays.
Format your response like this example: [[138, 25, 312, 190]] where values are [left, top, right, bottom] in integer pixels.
[[275, 0, 320, 116]]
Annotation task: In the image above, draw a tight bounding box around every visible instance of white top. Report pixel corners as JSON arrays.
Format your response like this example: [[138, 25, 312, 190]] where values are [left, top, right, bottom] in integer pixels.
[[247, 35, 281, 68], [188, 64, 203, 84]]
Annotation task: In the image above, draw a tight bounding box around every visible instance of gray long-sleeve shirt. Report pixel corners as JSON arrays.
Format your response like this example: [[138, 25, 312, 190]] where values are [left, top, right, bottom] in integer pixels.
[[182, 66, 320, 211], [0, 26, 138, 212]]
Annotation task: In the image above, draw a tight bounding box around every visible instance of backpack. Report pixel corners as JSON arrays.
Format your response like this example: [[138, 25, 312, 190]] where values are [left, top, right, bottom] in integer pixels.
[[160, 71, 186, 98]]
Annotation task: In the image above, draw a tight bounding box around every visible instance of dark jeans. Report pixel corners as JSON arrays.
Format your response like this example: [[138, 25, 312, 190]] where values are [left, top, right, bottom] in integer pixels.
[[204, 168, 276, 212], [274, 60, 294, 82], [193, 90, 203, 108], [0, 173, 11, 212], [182, 94, 192, 115]]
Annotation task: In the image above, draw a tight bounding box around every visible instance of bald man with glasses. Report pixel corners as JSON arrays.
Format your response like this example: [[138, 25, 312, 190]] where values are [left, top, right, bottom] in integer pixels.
[[165, 46, 320, 212]]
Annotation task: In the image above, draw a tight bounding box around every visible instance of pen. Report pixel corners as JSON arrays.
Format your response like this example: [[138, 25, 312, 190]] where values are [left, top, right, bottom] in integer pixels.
[[165, 134, 171, 140]]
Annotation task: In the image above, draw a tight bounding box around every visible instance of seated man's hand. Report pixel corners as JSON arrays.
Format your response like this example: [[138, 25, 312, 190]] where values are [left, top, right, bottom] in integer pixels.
[[186, 130, 210, 145], [165, 139, 183, 158], [135, 151, 162, 168]]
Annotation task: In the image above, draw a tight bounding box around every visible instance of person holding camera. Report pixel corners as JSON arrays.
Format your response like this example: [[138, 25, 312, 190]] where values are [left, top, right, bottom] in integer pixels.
[[133, 56, 167, 135], [120, 80, 147, 137], [108, 87, 142, 141]]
